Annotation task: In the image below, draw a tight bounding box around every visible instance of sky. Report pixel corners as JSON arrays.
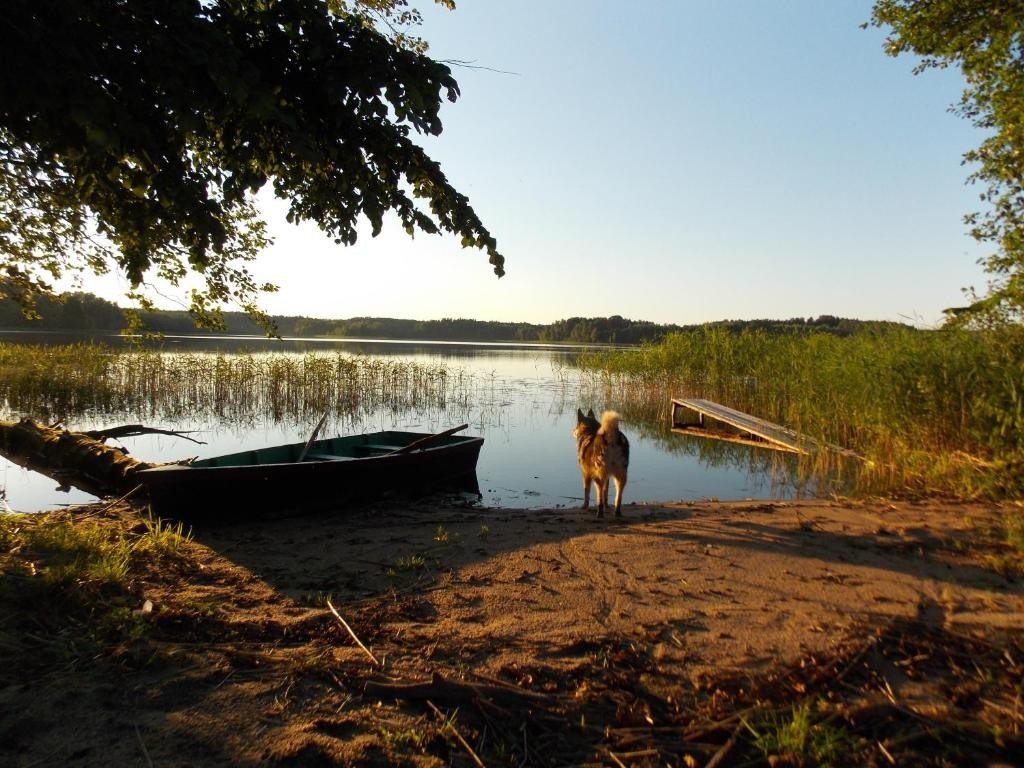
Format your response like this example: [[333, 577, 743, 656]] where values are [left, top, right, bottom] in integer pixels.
[[96, 1, 990, 327]]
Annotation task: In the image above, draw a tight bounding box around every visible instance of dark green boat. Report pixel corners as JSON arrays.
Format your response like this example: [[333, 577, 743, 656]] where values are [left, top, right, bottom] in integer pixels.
[[136, 428, 483, 521]]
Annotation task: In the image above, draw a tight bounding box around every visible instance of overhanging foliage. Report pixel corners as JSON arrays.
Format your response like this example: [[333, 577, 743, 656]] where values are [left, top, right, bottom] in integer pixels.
[[0, 0, 503, 329]]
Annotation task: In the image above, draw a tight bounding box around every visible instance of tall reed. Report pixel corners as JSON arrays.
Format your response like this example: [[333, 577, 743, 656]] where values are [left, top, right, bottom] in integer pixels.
[[575, 327, 1024, 498], [0, 343, 120, 416], [0, 343, 475, 432]]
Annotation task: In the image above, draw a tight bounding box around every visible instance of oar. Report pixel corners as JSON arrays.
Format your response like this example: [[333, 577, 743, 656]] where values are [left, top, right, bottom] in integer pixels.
[[385, 424, 469, 455], [297, 409, 331, 462]]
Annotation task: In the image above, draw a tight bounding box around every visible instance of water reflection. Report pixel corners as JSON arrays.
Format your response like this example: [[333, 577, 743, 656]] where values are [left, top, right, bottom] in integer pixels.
[[0, 334, 817, 512]]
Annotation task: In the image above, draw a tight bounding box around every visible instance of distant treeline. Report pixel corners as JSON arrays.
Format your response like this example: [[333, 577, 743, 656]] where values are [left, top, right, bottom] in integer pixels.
[[0, 291, 911, 343]]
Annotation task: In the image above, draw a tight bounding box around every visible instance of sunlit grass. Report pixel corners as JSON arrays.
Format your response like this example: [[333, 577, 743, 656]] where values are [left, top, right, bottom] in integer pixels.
[[387, 554, 427, 577], [744, 700, 860, 767], [572, 326, 1024, 500], [136, 512, 193, 560], [9, 514, 135, 589]]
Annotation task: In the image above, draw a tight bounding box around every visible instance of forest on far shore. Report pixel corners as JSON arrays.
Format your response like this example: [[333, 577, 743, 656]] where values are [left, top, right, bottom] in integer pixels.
[[0, 290, 911, 344]]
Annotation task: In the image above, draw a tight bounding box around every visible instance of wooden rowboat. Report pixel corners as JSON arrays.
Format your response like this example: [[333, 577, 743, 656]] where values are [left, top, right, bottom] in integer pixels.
[[136, 426, 483, 521]]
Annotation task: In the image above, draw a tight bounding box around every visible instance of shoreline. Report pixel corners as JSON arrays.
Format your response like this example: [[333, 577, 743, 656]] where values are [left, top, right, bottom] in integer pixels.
[[2, 497, 1021, 766]]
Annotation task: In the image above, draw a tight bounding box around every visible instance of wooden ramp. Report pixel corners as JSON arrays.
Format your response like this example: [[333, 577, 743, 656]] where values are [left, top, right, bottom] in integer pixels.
[[670, 398, 817, 454]]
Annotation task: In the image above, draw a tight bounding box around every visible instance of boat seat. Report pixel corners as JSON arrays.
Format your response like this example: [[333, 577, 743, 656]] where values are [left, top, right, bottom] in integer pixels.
[[302, 453, 355, 462]]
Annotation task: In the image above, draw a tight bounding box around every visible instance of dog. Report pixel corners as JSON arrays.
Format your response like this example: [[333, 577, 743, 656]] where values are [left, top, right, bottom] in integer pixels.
[[573, 408, 630, 517]]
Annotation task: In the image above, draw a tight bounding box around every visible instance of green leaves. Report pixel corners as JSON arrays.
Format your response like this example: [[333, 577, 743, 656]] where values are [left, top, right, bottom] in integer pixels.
[[870, 0, 1024, 326], [1, 0, 504, 328]]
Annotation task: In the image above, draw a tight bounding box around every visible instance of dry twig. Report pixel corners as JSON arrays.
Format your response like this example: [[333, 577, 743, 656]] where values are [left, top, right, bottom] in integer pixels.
[[427, 699, 486, 768], [134, 724, 154, 768], [325, 599, 380, 667], [704, 721, 744, 768]]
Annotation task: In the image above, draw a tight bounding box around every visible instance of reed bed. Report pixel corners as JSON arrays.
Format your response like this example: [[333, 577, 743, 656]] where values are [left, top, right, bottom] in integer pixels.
[[0, 343, 120, 417], [574, 326, 1024, 499], [0, 343, 476, 432]]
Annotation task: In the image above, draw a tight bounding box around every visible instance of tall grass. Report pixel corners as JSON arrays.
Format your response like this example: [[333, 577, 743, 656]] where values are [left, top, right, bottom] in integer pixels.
[[575, 326, 1024, 498], [0, 343, 474, 430]]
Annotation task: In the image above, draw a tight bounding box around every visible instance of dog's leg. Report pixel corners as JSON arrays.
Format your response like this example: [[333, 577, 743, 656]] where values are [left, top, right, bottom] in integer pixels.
[[581, 472, 591, 509], [613, 476, 625, 517], [597, 477, 608, 517]]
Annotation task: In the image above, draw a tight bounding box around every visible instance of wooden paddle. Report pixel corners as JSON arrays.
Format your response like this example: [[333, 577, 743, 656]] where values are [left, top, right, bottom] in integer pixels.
[[297, 409, 331, 462], [385, 424, 469, 455]]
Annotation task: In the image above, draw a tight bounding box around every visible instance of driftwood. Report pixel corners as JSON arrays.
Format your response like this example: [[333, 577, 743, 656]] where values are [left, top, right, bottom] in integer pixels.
[[84, 424, 206, 446], [326, 599, 381, 667], [0, 417, 160, 498], [364, 671, 551, 706]]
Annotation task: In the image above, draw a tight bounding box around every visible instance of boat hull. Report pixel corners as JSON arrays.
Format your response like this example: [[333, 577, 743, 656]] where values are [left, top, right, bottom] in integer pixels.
[[136, 431, 483, 522]]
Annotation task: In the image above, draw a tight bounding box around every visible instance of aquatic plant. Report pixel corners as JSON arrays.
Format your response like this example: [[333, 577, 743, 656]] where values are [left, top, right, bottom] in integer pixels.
[[0, 343, 120, 417], [573, 326, 1024, 500], [0, 343, 477, 435]]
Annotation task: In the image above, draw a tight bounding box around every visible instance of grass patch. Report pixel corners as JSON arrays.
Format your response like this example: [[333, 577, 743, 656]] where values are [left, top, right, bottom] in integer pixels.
[[744, 701, 860, 767], [136, 512, 193, 560], [299, 590, 335, 608], [377, 725, 426, 751], [98, 606, 151, 644], [388, 554, 427, 576], [0, 343, 118, 413], [5, 514, 136, 591], [984, 507, 1024, 577], [433, 524, 461, 546], [1004, 507, 1024, 552], [0, 507, 195, 673], [946, 508, 1024, 578]]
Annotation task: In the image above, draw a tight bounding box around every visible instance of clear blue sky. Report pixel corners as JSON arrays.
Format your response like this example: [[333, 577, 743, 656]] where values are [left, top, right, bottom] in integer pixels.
[[108, 1, 991, 327]]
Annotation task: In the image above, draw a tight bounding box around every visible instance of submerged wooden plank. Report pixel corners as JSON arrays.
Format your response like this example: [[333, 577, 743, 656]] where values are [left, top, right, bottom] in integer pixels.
[[669, 426, 804, 453], [670, 398, 816, 454]]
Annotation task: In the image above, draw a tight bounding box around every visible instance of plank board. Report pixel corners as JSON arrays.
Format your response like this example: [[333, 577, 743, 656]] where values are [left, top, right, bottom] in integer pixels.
[[670, 398, 816, 454]]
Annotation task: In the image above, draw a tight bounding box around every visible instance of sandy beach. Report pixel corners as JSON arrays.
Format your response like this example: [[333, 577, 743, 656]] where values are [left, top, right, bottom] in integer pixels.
[[2, 497, 1022, 766]]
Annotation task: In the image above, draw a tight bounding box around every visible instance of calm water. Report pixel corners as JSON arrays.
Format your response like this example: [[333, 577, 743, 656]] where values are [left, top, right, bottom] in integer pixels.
[[0, 332, 802, 512]]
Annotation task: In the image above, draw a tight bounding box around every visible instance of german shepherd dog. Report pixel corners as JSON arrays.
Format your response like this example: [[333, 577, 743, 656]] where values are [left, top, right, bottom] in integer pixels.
[[574, 408, 630, 517]]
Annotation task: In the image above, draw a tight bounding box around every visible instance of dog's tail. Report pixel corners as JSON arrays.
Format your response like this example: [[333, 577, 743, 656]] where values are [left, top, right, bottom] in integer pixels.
[[598, 410, 621, 435]]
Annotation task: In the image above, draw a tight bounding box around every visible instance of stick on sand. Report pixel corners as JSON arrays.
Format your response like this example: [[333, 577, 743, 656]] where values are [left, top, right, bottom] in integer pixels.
[[326, 599, 380, 667]]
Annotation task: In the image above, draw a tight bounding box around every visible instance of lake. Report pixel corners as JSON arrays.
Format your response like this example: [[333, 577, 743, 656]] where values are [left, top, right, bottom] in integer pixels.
[[0, 333, 806, 513]]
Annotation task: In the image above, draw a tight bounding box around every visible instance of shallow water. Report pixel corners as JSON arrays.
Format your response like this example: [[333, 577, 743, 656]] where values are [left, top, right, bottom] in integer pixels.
[[0, 333, 803, 512]]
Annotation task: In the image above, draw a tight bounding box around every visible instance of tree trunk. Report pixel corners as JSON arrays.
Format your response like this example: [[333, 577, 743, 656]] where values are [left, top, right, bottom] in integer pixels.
[[0, 418, 157, 499]]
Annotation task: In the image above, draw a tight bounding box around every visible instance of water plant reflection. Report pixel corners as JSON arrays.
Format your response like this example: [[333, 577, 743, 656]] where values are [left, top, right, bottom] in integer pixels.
[[0, 340, 819, 511], [0, 343, 476, 436]]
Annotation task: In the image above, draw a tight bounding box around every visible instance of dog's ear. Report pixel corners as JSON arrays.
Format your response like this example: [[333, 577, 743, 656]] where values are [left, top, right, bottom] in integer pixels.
[[587, 409, 595, 420], [576, 408, 584, 421]]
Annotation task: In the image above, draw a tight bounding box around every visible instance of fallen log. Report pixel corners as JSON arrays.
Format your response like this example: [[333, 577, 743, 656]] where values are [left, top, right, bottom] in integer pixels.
[[0, 417, 159, 499]]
